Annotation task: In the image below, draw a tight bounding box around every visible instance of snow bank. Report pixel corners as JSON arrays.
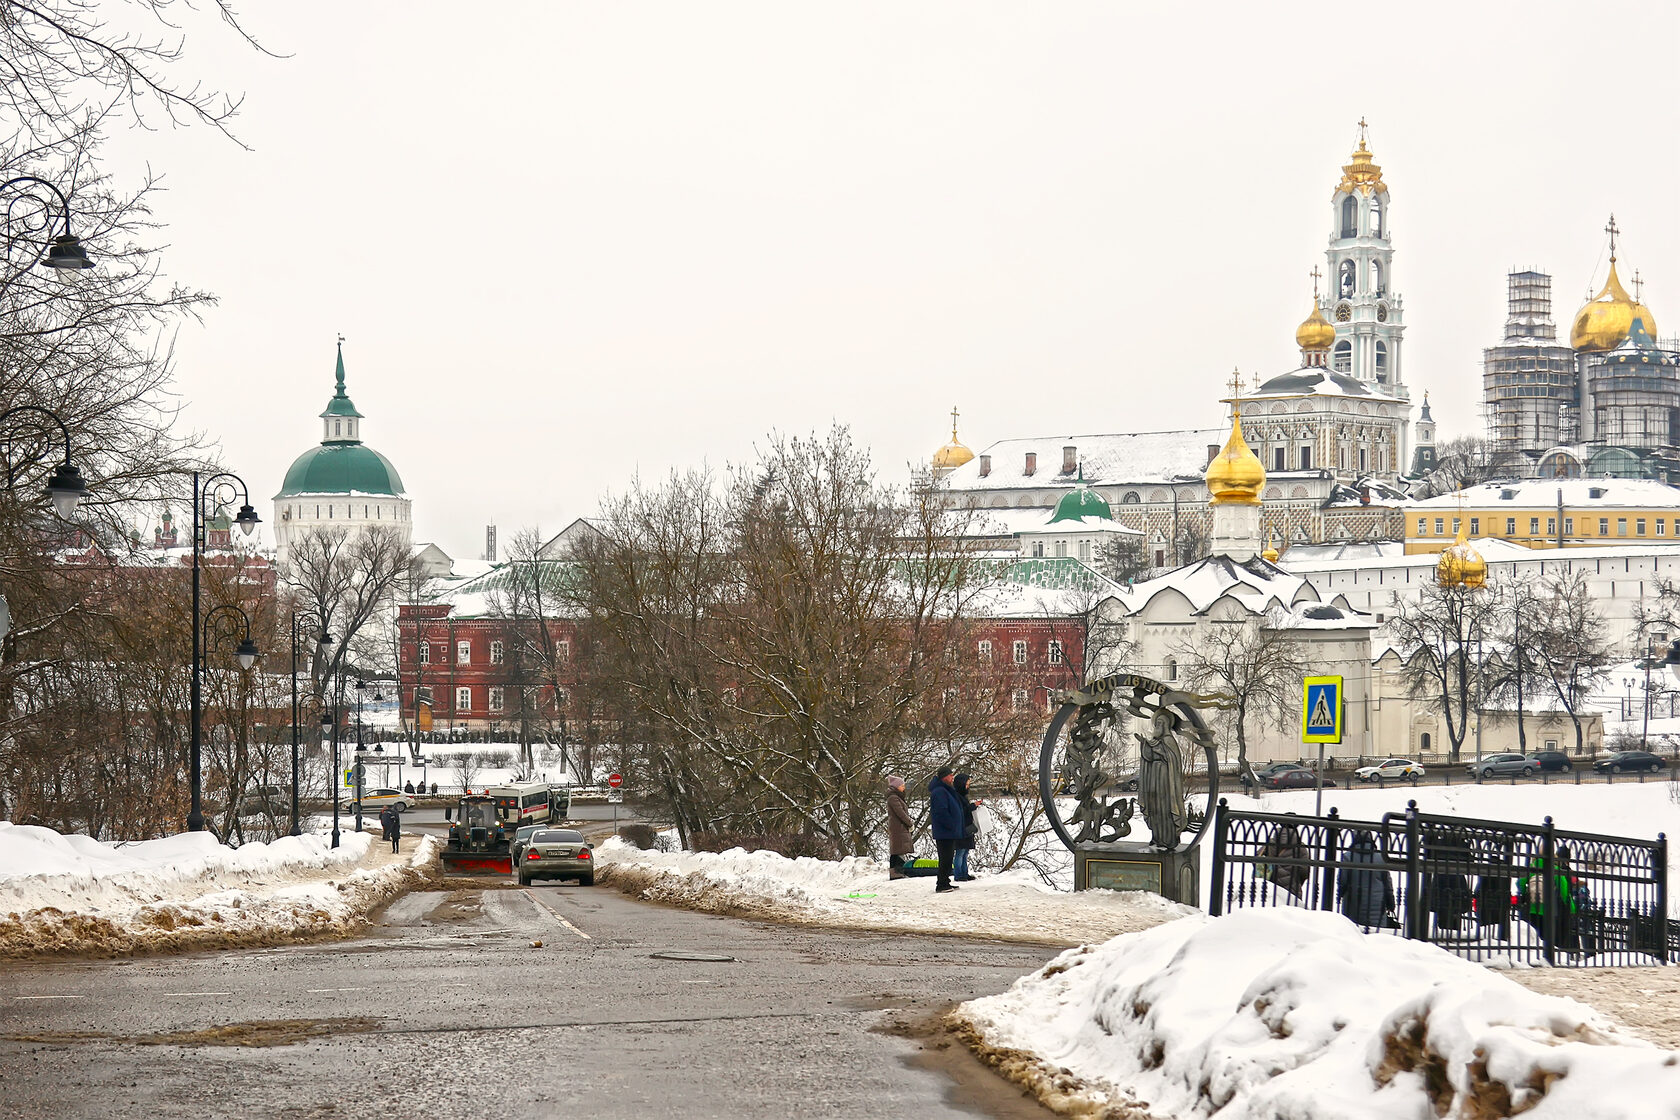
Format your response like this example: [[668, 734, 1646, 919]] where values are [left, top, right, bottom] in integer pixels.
[[955, 908, 1680, 1120], [0, 822, 437, 957], [596, 838, 1191, 945]]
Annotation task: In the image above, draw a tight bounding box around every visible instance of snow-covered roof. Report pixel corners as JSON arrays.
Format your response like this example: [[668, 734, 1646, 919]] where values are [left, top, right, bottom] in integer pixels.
[[1274, 601, 1377, 631], [1122, 554, 1317, 616], [1279, 540, 1406, 564], [942, 430, 1225, 491], [1282, 536, 1680, 574], [1407, 478, 1680, 510]]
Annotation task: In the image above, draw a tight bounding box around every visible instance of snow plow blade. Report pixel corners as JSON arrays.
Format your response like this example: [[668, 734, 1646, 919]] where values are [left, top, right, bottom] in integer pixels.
[[440, 851, 512, 875]]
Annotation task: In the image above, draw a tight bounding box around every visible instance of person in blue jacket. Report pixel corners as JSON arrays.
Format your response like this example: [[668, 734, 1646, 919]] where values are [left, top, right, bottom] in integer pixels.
[[928, 766, 964, 893]]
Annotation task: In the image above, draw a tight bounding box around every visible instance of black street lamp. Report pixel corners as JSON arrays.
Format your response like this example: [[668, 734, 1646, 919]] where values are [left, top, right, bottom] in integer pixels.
[[186, 470, 260, 833], [288, 609, 333, 837], [0, 405, 89, 520], [190, 603, 259, 833], [354, 677, 366, 834], [1, 175, 95, 295]]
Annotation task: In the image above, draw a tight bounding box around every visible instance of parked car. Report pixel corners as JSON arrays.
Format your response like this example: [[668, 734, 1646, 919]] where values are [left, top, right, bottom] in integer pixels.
[[517, 828, 595, 887], [509, 824, 545, 866], [346, 787, 411, 813], [1264, 768, 1323, 790], [1241, 762, 1311, 788], [1593, 751, 1666, 775], [1355, 758, 1423, 783], [1463, 753, 1533, 778], [1531, 750, 1574, 773]]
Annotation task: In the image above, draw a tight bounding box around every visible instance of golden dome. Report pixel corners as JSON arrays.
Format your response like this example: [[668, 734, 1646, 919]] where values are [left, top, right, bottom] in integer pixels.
[[931, 406, 974, 471], [1435, 521, 1486, 589], [1295, 299, 1335, 352], [1571, 260, 1659, 352], [1261, 534, 1280, 564], [1205, 403, 1265, 507]]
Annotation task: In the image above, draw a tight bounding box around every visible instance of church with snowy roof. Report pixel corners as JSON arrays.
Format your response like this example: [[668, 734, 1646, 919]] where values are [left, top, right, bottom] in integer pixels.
[[273, 343, 413, 567]]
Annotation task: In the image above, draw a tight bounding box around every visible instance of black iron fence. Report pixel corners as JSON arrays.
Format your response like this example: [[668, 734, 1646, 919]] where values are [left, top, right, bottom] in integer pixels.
[[1209, 798, 1674, 967]]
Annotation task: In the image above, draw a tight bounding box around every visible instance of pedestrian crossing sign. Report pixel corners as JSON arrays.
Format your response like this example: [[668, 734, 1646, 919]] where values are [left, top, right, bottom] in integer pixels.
[[1302, 676, 1343, 744]]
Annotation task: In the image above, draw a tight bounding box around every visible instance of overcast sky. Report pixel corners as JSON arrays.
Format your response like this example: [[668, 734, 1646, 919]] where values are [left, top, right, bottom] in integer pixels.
[[95, 2, 1680, 560]]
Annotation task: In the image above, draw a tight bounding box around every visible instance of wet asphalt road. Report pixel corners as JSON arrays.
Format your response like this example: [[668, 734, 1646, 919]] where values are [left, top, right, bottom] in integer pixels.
[[0, 880, 1063, 1120]]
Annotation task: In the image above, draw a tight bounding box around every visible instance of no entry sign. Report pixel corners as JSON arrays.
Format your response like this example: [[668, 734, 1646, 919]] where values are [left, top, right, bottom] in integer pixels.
[[607, 773, 623, 788]]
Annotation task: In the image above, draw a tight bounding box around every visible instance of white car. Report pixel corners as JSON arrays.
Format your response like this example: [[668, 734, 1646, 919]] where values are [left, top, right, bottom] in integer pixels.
[[348, 787, 411, 813], [1354, 758, 1423, 783]]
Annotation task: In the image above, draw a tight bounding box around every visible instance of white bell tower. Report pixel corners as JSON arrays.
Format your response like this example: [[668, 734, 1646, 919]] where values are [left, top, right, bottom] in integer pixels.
[[1325, 120, 1407, 399]]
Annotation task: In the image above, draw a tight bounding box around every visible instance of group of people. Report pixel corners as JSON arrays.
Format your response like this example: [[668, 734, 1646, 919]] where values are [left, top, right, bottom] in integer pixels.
[[400, 781, 438, 795], [1258, 822, 1595, 954], [885, 767, 983, 893], [377, 804, 402, 853]]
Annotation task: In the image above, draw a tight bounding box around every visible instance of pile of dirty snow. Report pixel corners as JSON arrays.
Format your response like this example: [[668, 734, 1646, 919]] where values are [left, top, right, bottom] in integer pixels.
[[0, 821, 436, 957], [596, 838, 1191, 945], [954, 907, 1680, 1120]]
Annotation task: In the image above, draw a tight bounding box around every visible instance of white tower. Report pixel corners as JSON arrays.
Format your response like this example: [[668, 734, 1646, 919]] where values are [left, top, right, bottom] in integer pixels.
[[1325, 121, 1407, 399]]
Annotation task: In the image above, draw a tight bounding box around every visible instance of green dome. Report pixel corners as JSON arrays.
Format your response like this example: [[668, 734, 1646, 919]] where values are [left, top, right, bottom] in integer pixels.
[[277, 443, 404, 498], [1050, 484, 1111, 524]]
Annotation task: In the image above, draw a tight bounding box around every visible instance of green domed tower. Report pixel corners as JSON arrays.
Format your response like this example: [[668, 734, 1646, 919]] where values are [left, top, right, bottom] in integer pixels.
[[272, 342, 412, 564]]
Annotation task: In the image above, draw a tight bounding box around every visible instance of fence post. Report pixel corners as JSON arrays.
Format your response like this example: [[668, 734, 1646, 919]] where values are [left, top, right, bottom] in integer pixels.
[[1404, 800, 1424, 941], [1540, 815, 1557, 965], [1319, 806, 1341, 912], [1657, 833, 1669, 965], [1208, 798, 1228, 917]]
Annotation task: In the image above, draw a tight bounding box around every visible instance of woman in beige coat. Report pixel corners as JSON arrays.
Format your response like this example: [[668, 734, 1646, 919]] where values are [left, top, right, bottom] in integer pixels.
[[886, 775, 913, 879]]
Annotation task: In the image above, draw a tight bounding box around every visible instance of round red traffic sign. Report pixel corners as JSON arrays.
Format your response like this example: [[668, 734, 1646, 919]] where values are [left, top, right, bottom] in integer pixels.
[[607, 773, 623, 788]]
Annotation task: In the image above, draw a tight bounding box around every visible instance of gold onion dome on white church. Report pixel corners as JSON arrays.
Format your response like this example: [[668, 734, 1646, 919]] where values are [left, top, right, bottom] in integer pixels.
[[1435, 522, 1486, 589], [1295, 299, 1335, 352], [1204, 386, 1265, 506], [931, 407, 974, 471], [1570, 258, 1658, 352]]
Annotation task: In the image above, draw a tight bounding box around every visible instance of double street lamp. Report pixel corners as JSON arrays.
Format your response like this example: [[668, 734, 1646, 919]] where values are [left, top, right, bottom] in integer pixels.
[[186, 471, 261, 833]]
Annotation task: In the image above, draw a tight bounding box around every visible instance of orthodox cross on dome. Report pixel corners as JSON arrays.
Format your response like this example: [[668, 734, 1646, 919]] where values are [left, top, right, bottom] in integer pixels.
[[1635, 269, 1643, 302], [1356, 117, 1369, 148], [1310, 265, 1322, 301], [1606, 214, 1619, 261], [950, 405, 960, 440]]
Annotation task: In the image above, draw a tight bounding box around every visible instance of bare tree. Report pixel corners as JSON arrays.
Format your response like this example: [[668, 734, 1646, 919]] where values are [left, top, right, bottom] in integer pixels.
[[1171, 610, 1306, 782], [1387, 582, 1497, 762], [1423, 435, 1501, 496], [1525, 569, 1614, 756]]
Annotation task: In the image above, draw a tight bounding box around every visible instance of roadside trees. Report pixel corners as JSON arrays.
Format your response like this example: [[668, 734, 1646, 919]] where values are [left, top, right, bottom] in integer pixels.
[[1525, 569, 1614, 756], [1171, 610, 1305, 783], [1387, 581, 1496, 763]]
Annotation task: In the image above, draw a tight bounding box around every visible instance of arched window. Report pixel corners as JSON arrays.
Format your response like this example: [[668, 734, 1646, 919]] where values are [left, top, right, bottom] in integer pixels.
[[1371, 259, 1385, 297], [1338, 259, 1356, 298], [419, 642, 430, 665], [1420, 732, 1432, 752], [1332, 339, 1352, 373], [1163, 656, 1178, 682], [334, 420, 341, 437], [1370, 197, 1384, 238], [1340, 196, 1357, 238], [1375, 341, 1389, 377]]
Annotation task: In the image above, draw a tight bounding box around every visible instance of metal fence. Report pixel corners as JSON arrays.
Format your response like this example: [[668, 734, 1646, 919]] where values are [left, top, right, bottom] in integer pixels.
[[1209, 799, 1674, 967]]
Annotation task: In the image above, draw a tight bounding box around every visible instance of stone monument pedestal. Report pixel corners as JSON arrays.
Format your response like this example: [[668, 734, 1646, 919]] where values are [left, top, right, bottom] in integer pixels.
[[1075, 843, 1200, 906]]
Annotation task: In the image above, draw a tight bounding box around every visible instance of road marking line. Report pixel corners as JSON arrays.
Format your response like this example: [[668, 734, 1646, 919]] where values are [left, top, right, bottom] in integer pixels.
[[12, 994, 83, 1000], [162, 992, 233, 997], [307, 987, 366, 993], [525, 891, 591, 939]]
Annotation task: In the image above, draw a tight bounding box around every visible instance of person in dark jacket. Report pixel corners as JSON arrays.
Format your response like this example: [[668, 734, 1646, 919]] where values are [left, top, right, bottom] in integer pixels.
[[952, 773, 978, 881], [379, 805, 401, 853], [885, 775, 913, 880], [404, 780, 415, 794], [1258, 823, 1308, 899], [1336, 831, 1394, 928], [928, 767, 964, 893]]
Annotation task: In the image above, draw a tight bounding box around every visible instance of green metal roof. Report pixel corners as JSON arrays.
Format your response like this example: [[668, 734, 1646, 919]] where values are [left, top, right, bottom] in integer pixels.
[[277, 443, 404, 497], [1049, 483, 1112, 524]]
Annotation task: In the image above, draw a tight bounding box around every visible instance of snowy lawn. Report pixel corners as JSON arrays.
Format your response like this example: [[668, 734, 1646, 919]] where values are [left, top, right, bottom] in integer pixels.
[[596, 839, 1193, 945], [0, 821, 437, 957], [954, 907, 1680, 1120]]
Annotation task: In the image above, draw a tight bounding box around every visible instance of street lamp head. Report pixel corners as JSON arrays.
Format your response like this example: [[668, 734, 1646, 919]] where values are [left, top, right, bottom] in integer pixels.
[[320, 710, 334, 734], [41, 234, 94, 281], [234, 504, 260, 536], [234, 637, 259, 671], [44, 461, 86, 519]]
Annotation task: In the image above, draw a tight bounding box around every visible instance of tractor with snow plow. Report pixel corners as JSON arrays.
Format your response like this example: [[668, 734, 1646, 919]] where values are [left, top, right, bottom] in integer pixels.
[[440, 795, 514, 874]]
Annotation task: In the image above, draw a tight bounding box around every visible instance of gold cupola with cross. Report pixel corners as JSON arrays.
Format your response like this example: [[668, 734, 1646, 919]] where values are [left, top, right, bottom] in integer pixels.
[[931, 406, 975, 478], [1204, 370, 1266, 506], [1571, 215, 1659, 353]]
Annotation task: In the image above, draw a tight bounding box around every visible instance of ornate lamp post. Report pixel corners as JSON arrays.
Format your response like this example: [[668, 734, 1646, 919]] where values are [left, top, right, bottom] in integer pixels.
[[186, 471, 260, 832], [288, 610, 334, 836], [191, 603, 259, 833], [2, 176, 95, 295]]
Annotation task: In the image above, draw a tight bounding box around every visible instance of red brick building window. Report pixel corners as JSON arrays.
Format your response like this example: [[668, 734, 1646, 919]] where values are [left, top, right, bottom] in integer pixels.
[[456, 686, 471, 712]]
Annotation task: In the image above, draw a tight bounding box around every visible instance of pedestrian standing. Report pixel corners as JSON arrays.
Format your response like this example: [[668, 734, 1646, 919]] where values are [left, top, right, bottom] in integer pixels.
[[953, 773, 979, 881], [1336, 831, 1394, 928], [928, 766, 963, 893], [885, 775, 913, 880], [380, 805, 401, 853]]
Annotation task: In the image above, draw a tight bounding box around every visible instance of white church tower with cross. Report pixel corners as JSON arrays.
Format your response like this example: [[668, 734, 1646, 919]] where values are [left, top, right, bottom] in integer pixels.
[[1324, 120, 1408, 400]]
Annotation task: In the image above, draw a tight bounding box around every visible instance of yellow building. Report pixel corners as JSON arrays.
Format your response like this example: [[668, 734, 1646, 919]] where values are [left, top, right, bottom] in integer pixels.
[[1404, 478, 1680, 554]]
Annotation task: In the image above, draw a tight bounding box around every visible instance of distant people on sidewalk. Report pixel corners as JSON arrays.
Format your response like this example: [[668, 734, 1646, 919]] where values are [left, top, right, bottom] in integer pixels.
[[1257, 822, 1307, 900], [1336, 830, 1394, 928], [379, 805, 401, 853], [885, 775, 913, 880], [403, 780, 415, 794], [928, 766, 964, 893], [953, 773, 979, 881]]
